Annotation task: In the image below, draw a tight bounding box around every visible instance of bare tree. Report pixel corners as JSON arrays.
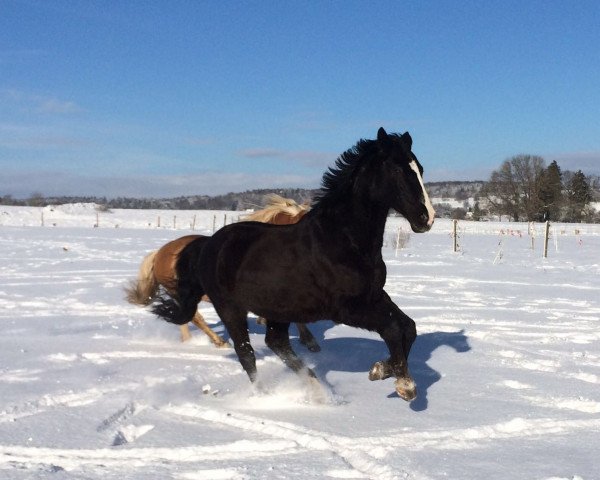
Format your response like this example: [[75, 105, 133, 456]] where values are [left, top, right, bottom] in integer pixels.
[[481, 155, 545, 221]]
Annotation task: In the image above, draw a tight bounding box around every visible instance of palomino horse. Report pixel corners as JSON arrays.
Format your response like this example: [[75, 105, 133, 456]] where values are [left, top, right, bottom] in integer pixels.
[[153, 128, 435, 401], [126, 195, 320, 351]]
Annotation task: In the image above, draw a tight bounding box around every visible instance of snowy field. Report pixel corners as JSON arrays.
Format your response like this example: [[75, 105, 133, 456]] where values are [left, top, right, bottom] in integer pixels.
[[1, 205, 599, 480]]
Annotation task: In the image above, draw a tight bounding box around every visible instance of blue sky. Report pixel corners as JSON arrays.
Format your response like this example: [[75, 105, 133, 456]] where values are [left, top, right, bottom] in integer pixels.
[[1, 0, 599, 198]]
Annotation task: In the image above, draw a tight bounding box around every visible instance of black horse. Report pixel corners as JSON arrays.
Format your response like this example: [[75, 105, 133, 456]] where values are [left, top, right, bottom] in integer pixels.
[[154, 127, 435, 401]]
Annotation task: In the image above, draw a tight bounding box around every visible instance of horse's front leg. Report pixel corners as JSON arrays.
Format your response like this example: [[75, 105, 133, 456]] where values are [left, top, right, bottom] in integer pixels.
[[369, 314, 417, 401], [374, 295, 417, 401], [350, 293, 417, 401]]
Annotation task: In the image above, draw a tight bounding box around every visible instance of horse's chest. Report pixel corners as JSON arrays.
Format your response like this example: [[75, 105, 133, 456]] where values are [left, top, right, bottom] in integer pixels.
[[307, 251, 385, 300]]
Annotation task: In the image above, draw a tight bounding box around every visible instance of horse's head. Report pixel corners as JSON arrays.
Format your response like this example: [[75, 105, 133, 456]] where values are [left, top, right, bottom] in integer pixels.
[[374, 127, 435, 233]]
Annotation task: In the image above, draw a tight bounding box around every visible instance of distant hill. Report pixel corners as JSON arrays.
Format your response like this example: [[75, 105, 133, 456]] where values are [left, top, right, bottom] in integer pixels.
[[2, 177, 598, 220], [2, 183, 483, 212]]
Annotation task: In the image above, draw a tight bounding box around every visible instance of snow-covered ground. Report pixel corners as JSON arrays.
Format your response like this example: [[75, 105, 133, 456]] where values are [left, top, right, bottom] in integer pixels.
[[1, 205, 599, 480]]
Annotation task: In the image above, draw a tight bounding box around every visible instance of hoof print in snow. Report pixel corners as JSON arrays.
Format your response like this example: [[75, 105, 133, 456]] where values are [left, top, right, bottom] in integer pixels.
[[97, 402, 142, 432], [112, 424, 154, 446]]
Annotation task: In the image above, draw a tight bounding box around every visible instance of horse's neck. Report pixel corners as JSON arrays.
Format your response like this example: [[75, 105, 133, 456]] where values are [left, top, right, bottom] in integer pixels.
[[313, 198, 389, 254]]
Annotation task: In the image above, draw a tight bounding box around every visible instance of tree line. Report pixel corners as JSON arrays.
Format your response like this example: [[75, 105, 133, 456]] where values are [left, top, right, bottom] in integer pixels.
[[0, 188, 316, 212], [478, 155, 597, 223], [1, 162, 598, 223]]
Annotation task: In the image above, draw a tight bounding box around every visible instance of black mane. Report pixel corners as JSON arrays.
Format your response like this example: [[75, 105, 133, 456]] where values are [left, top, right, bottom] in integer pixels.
[[312, 137, 377, 209], [312, 133, 407, 210]]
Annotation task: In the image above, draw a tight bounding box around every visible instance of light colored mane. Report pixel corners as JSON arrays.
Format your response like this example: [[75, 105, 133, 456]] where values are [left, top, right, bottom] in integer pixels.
[[243, 194, 310, 223]]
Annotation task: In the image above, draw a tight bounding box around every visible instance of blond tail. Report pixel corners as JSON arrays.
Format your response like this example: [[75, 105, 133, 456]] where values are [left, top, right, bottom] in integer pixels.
[[124, 250, 159, 305]]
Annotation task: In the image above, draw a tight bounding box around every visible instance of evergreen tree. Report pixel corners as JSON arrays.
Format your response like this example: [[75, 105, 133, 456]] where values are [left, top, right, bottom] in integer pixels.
[[537, 160, 563, 221], [564, 170, 592, 222], [471, 201, 485, 221]]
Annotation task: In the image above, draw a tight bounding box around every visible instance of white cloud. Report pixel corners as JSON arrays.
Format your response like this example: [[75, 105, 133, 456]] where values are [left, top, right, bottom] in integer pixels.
[[1, 89, 83, 115], [238, 148, 283, 158], [237, 148, 334, 168], [37, 98, 82, 114], [0, 122, 89, 149]]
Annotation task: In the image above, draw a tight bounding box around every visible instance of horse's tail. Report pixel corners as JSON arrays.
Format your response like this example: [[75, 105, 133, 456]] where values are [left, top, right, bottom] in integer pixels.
[[152, 236, 208, 325], [125, 250, 159, 306]]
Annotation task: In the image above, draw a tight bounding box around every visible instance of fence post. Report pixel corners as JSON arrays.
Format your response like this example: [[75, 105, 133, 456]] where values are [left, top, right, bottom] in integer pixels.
[[223, 214, 227, 227], [452, 219, 458, 252], [191, 215, 196, 230], [529, 222, 535, 250], [173, 215, 177, 229], [212, 215, 216, 232], [41, 211, 44, 227], [157, 216, 161, 228], [543, 220, 550, 258]]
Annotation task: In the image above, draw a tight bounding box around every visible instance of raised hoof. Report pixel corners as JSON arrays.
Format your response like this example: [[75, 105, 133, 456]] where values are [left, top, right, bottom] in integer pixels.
[[368, 361, 392, 381], [215, 341, 231, 348], [395, 377, 417, 402]]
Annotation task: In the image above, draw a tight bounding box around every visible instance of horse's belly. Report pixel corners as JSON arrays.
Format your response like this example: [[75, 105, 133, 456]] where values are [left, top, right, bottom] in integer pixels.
[[239, 277, 331, 322]]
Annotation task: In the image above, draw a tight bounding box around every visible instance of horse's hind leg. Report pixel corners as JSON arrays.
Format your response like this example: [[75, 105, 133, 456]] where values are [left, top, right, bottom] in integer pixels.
[[218, 306, 258, 383], [296, 323, 320, 352], [266, 321, 325, 400], [265, 321, 317, 378], [191, 312, 229, 347], [180, 324, 192, 342]]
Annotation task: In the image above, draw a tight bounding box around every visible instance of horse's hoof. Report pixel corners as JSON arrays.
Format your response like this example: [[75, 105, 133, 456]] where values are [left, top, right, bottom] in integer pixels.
[[307, 376, 328, 404], [216, 341, 231, 348], [301, 339, 321, 353], [368, 361, 391, 381], [395, 377, 417, 402]]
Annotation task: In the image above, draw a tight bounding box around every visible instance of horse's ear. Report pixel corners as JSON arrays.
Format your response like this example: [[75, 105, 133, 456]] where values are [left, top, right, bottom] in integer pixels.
[[377, 127, 388, 142], [401, 132, 413, 149]]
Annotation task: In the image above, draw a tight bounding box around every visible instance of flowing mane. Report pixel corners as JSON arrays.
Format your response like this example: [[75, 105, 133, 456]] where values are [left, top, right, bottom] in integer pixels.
[[312, 138, 377, 209], [243, 194, 309, 223]]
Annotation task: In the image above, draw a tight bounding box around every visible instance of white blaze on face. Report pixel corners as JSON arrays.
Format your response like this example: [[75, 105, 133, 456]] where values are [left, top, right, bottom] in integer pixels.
[[409, 160, 436, 226]]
